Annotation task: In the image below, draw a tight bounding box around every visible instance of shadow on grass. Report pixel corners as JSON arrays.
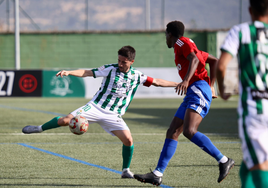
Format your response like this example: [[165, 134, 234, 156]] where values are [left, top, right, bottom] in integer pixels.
[[126, 108, 238, 135]]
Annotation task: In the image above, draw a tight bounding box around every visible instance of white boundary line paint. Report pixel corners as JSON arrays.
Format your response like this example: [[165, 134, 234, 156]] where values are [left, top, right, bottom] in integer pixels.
[[0, 133, 239, 136]]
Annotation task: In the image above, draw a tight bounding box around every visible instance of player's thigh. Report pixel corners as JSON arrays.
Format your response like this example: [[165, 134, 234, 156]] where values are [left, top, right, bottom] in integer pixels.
[[175, 80, 211, 122], [186, 82, 212, 119], [239, 114, 268, 170], [183, 108, 203, 137], [112, 129, 133, 146], [96, 110, 131, 137]]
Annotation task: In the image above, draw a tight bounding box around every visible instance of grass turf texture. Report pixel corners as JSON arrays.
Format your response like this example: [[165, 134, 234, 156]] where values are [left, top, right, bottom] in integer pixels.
[[0, 97, 241, 188]]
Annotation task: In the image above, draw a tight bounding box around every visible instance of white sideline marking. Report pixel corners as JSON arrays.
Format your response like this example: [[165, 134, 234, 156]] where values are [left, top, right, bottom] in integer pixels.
[[0, 132, 238, 136], [0, 133, 165, 136]]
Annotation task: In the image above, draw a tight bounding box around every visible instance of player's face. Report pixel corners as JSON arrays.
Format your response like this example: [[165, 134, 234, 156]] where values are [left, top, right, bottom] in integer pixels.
[[165, 31, 172, 48], [118, 55, 134, 73]]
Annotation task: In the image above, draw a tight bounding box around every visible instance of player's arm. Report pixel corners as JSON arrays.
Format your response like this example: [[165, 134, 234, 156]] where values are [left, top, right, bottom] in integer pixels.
[[176, 52, 199, 95], [206, 54, 218, 98], [151, 78, 179, 87], [216, 51, 233, 100], [56, 69, 93, 77]]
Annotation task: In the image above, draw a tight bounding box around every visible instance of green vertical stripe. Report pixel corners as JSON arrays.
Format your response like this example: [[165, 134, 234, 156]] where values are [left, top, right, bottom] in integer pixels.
[[101, 72, 120, 109], [256, 99, 263, 114], [117, 73, 129, 114], [239, 24, 264, 115], [94, 70, 112, 104], [248, 24, 263, 114], [241, 82, 248, 117], [117, 98, 126, 114], [125, 71, 140, 112], [110, 97, 120, 111], [101, 94, 113, 108]]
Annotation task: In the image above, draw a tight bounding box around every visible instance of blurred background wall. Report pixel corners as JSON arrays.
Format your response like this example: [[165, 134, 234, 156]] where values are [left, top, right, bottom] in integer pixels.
[[0, 0, 250, 95], [0, 31, 213, 69]]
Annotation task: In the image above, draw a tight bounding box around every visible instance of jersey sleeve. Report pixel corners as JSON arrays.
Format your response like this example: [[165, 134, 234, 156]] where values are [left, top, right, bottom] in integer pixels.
[[138, 71, 153, 87], [91, 64, 114, 78], [220, 25, 240, 57]]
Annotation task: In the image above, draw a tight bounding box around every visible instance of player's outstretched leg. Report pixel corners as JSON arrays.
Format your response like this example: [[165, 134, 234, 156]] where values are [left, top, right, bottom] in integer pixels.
[[189, 132, 235, 183], [22, 116, 61, 134]]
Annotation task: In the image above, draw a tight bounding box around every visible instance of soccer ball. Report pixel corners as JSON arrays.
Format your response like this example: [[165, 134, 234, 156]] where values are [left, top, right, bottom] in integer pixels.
[[69, 115, 89, 135]]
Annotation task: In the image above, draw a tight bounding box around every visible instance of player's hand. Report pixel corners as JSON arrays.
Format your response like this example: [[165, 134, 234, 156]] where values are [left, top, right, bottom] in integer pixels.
[[56, 70, 69, 77], [175, 80, 188, 95], [211, 86, 217, 99]]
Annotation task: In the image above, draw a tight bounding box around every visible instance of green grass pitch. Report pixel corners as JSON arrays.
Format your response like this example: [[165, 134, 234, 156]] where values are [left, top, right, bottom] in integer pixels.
[[0, 97, 241, 188]]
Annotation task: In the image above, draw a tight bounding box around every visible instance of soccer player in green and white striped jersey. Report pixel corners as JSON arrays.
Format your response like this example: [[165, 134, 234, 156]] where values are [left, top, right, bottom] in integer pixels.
[[90, 63, 147, 116], [217, 0, 268, 187], [22, 46, 179, 179]]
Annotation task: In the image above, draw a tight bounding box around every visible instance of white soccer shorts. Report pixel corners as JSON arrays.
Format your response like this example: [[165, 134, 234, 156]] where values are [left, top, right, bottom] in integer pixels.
[[70, 102, 129, 136], [239, 114, 268, 169]]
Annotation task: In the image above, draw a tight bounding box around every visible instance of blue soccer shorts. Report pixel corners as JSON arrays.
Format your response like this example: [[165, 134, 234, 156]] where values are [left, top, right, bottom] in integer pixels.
[[175, 80, 212, 120]]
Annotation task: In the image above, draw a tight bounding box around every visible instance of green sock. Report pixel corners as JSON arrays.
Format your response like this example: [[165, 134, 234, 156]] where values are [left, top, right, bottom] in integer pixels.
[[252, 169, 268, 188], [240, 161, 255, 188], [41, 116, 61, 131], [122, 144, 134, 170]]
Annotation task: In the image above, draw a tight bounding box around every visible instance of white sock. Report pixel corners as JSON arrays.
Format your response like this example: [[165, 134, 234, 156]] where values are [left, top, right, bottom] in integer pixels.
[[218, 156, 228, 163], [122, 168, 130, 172], [38, 125, 43, 132], [153, 170, 163, 177]]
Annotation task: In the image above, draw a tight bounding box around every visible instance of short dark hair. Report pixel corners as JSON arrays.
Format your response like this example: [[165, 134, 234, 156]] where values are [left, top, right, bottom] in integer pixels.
[[250, 0, 268, 16], [166, 21, 185, 38], [118, 46, 136, 61]]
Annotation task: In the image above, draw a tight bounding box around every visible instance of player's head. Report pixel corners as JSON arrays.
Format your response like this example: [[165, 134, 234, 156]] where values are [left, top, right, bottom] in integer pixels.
[[117, 46, 135, 73], [165, 21, 185, 48], [249, 0, 268, 20]]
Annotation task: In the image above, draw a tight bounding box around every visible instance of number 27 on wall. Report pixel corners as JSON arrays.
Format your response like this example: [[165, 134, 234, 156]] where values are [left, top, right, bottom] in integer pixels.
[[0, 71, 14, 96]]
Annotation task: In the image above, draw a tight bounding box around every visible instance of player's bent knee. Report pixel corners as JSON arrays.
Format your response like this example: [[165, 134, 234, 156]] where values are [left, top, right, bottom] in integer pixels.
[[124, 137, 133, 146], [166, 127, 181, 139], [183, 129, 196, 140]]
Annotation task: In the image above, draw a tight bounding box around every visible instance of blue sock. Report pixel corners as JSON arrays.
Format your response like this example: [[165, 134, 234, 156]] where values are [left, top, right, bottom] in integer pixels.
[[155, 139, 178, 174], [190, 132, 223, 161]]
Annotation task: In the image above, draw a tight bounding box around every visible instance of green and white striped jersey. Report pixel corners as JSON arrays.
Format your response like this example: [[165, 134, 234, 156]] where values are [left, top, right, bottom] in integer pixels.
[[221, 21, 268, 116], [91, 64, 151, 115]]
